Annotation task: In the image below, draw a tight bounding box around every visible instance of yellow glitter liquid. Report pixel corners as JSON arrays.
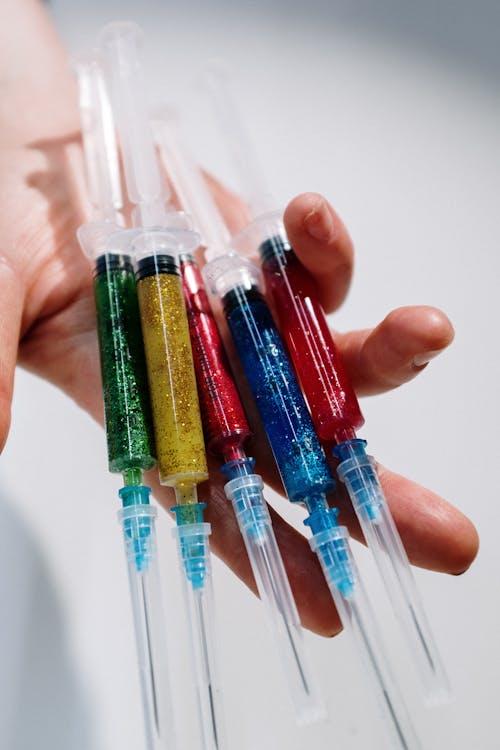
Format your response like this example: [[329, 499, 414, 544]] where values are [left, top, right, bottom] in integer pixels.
[[137, 271, 208, 493]]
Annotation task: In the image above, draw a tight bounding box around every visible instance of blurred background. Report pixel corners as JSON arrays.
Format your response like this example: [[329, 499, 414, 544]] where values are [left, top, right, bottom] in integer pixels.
[[0, 1, 498, 748]]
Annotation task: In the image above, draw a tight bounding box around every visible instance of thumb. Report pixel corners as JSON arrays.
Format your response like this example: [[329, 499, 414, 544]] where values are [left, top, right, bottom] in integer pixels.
[[0, 259, 24, 451]]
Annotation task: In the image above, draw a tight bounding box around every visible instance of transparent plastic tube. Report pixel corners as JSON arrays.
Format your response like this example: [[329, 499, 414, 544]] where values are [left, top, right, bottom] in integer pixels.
[[119, 500, 176, 750], [310, 525, 421, 750], [335, 442, 450, 705], [224, 471, 325, 725], [173, 524, 226, 750]]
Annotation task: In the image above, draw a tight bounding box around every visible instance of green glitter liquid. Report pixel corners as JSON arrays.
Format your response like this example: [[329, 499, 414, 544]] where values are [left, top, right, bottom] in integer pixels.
[[94, 253, 156, 475]]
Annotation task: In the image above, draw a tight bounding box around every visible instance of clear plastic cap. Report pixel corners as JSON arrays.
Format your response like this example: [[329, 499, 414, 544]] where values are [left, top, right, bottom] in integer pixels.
[[310, 523, 422, 750], [77, 220, 123, 260], [336, 448, 450, 705], [224, 472, 326, 725], [118, 503, 178, 750], [202, 253, 263, 299], [172, 524, 227, 750], [229, 210, 287, 260], [130, 227, 200, 262]]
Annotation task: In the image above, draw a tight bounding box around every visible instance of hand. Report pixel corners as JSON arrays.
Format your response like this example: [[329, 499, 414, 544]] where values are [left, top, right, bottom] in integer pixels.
[[194, 187, 479, 635], [0, 0, 478, 637]]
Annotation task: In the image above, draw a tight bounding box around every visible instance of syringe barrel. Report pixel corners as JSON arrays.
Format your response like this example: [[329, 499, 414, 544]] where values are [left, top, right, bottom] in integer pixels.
[[180, 256, 251, 460], [93, 252, 156, 475], [208, 259, 334, 503], [136, 255, 208, 487], [260, 232, 364, 442]]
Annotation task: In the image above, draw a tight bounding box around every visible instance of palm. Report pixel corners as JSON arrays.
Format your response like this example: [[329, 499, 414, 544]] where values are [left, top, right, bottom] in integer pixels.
[[0, 141, 100, 421]]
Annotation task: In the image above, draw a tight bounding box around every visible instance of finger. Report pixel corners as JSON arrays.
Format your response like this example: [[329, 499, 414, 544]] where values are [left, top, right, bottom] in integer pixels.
[[335, 306, 455, 396], [369, 464, 479, 574], [0, 259, 24, 451], [284, 193, 354, 312]]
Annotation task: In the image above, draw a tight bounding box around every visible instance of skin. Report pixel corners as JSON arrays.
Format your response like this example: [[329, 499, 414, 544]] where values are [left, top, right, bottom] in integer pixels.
[[0, 0, 478, 637]]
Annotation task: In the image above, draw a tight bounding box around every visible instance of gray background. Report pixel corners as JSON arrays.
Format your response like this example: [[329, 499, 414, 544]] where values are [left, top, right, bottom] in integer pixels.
[[0, 1, 498, 748]]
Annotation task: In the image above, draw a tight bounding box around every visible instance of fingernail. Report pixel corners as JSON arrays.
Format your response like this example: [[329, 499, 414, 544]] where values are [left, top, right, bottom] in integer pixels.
[[413, 349, 444, 367], [303, 197, 334, 241]]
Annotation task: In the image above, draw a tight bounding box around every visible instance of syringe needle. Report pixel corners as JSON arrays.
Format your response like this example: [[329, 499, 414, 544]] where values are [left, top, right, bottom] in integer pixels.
[[121, 500, 175, 750], [223, 469, 324, 724], [311, 525, 421, 750], [174, 521, 225, 750], [335, 442, 450, 704], [196, 591, 220, 750], [255, 535, 310, 694], [349, 599, 409, 750], [141, 575, 160, 733]]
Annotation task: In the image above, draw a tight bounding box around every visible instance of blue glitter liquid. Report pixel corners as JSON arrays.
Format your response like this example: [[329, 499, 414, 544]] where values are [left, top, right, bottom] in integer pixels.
[[223, 286, 335, 504]]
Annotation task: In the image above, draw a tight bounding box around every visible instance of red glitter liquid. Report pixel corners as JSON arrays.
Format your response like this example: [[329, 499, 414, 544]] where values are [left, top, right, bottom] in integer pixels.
[[262, 243, 364, 443], [181, 258, 251, 462]]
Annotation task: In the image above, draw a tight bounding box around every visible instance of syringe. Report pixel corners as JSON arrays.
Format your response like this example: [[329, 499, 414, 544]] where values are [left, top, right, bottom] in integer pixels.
[[74, 54, 176, 750], [183, 259, 324, 723], [203, 66, 450, 706], [99, 24, 226, 750], [156, 117, 324, 725], [154, 118, 421, 749]]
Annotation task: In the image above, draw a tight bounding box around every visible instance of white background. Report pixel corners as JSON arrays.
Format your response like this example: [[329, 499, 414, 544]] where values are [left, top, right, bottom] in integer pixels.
[[0, 1, 498, 748]]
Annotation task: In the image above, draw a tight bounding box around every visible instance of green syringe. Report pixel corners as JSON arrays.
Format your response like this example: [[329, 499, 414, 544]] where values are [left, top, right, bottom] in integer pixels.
[[75, 53, 176, 750]]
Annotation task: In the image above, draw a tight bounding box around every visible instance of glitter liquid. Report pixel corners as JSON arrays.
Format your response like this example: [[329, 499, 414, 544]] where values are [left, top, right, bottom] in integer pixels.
[[261, 237, 364, 443], [136, 256, 208, 488], [181, 257, 251, 463], [223, 285, 334, 503], [94, 254, 156, 475]]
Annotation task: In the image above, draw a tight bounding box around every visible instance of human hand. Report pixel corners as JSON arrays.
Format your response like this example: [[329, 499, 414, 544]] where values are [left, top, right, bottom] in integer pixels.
[[0, 0, 478, 637]]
